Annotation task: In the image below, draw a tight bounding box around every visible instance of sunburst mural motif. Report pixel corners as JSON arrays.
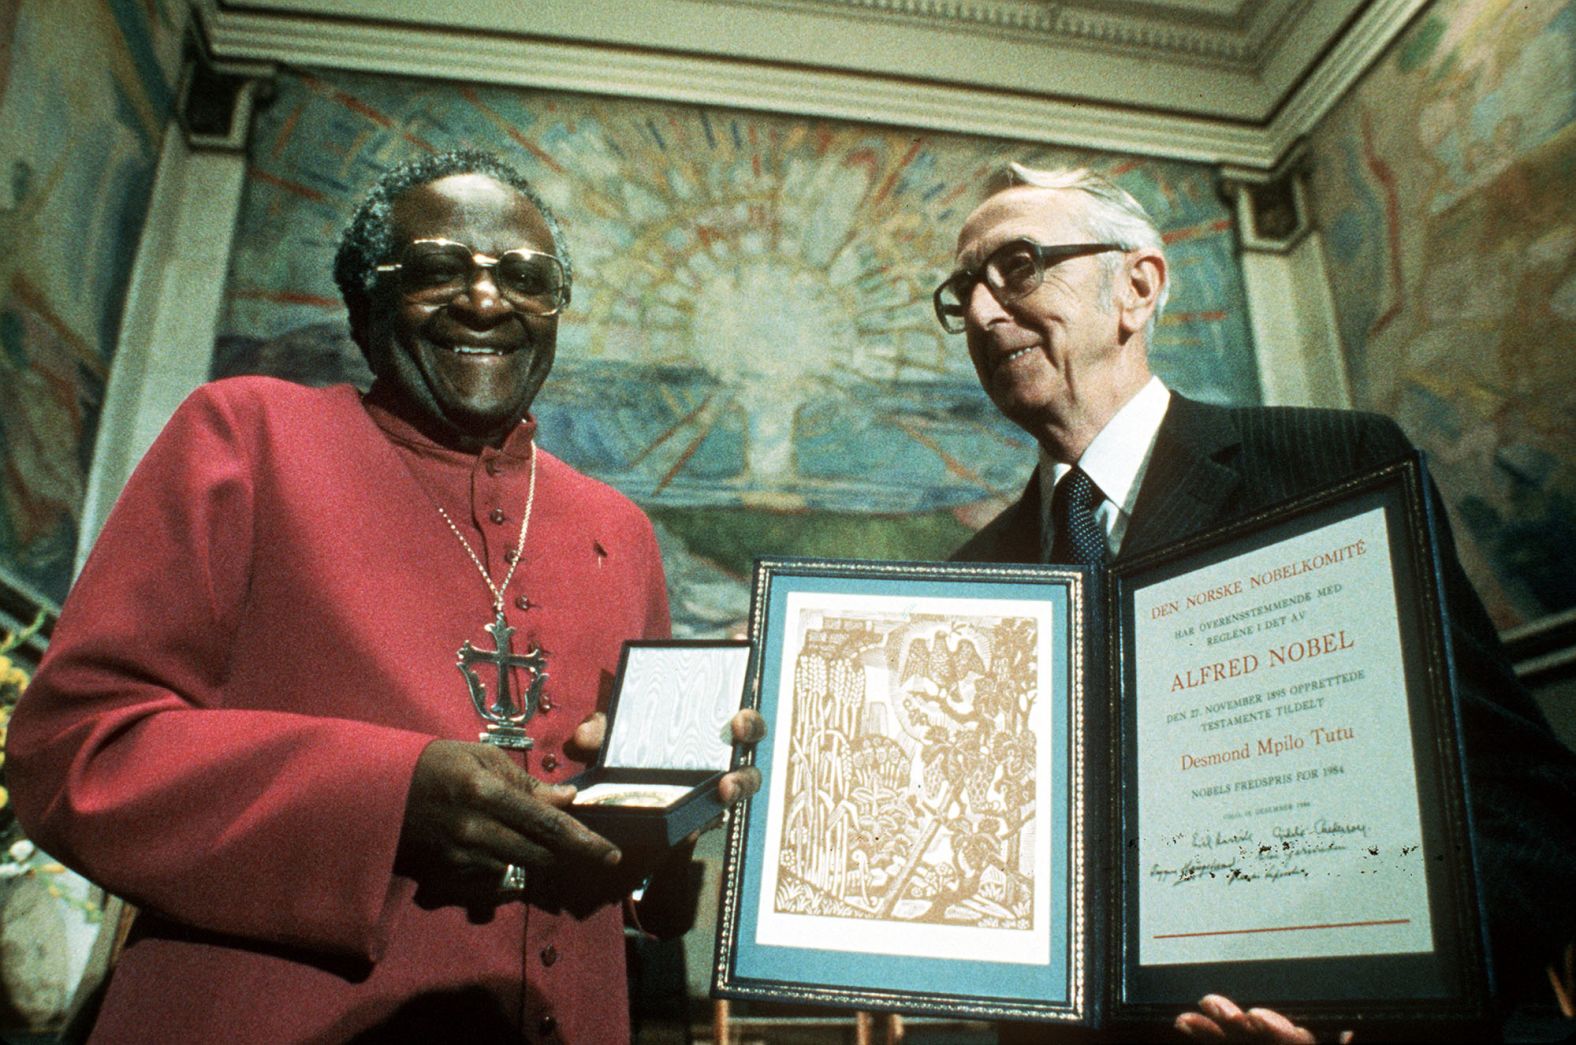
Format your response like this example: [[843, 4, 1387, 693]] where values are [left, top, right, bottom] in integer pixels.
[[216, 70, 1257, 634]]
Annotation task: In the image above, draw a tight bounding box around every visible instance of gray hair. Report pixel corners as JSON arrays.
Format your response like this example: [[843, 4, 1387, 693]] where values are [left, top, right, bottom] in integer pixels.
[[333, 149, 572, 358], [988, 162, 1170, 320]]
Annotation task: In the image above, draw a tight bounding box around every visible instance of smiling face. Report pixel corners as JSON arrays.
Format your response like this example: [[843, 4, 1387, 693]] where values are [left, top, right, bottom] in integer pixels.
[[955, 186, 1160, 460], [366, 173, 560, 449]]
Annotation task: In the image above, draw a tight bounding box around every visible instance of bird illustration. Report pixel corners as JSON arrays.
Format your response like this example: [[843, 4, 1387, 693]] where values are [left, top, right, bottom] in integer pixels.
[[901, 632, 985, 690]]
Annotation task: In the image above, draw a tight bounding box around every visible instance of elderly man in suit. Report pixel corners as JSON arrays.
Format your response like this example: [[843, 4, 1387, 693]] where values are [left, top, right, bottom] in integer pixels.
[[940, 162, 1576, 1041]]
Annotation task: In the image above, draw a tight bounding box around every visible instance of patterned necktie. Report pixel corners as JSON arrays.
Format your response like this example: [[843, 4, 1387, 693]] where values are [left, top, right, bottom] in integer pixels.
[[1049, 466, 1108, 566]]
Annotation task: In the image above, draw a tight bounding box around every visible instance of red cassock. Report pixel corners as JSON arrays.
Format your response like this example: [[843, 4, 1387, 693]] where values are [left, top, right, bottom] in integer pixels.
[[8, 377, 672, 1042]]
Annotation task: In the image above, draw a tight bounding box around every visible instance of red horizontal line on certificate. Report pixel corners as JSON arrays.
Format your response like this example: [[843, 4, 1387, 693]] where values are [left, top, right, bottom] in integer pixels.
[[1154, 918, 1410, 940]]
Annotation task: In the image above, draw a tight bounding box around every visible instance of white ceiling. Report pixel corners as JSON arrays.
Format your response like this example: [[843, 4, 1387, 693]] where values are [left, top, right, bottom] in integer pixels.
[[199, 0, 1429, 168]]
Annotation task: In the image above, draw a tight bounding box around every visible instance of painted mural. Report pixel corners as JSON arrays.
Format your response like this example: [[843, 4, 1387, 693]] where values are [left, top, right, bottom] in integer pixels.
[[1307, 0, 1576, 627], [0, 0, 182, 606], [216, 69, 1259, 636], [0, 0, 185, 1032]]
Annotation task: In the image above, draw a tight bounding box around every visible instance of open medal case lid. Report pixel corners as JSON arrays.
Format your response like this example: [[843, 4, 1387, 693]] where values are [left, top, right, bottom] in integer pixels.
[[569, 639, 755, 850]]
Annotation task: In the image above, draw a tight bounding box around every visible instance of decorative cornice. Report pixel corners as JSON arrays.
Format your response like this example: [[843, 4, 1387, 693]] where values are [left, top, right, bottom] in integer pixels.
[[196, 0, 1417, 171], [697, 0, 1314, 69], [1264, 0, 1428, 159]]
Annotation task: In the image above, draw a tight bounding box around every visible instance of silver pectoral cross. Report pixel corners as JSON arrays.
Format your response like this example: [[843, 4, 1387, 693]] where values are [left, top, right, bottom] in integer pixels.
[[457, 612, 548, 750]]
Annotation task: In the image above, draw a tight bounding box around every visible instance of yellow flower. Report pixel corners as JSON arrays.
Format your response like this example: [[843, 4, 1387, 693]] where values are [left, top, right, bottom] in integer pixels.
[[0, 785, 9, 810]]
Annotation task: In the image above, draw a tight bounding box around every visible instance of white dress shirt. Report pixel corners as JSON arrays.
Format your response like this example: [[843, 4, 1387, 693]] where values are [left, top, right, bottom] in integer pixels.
[[1038, 376, 1171, 562]]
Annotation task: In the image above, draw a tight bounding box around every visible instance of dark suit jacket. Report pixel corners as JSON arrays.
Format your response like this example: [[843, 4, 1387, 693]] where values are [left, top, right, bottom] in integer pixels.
[[956, 395, 1576, 1012]]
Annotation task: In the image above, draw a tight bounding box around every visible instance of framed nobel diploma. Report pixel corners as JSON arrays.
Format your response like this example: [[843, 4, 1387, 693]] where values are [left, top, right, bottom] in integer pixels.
[[714, 456, 1487, 1029], [567, 639, 754, 852], [1110, 454, 1488, 1026], [712, 560, 1102, 1023]]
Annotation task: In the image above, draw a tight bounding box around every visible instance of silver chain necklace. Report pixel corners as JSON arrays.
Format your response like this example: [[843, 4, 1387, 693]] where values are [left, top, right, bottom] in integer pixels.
[[435, 445, 538, 617], [436, 445, 547, 751]]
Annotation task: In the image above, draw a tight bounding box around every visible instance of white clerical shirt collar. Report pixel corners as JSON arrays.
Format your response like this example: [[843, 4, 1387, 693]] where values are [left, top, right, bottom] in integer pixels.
[[1038, 376, 1171, 559]]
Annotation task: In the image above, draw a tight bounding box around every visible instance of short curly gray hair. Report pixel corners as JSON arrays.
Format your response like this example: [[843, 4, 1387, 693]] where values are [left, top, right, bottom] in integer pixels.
[[332, 149, 572, 344]]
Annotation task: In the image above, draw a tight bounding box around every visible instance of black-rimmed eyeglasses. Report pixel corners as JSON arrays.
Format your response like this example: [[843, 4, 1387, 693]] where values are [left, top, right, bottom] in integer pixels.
[[376, 238, 571, 315], [932, 239, 1123, 333]]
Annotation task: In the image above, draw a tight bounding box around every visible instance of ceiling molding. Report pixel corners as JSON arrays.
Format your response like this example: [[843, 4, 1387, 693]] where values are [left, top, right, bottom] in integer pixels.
[[697, 0, 1309, 68], [197, 0, 1421, 171], [1264, 0, 1429, 159]]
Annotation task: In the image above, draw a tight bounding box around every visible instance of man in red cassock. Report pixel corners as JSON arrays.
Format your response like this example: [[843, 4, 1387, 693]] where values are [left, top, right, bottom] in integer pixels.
[[7, 149, 764, 1043]]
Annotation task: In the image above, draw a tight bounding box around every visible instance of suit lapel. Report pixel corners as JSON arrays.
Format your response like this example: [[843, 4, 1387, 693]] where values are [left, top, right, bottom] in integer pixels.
[[987, 467, 1044, 562], [1119, 395, 1244, 558], [951, 466, 1043, 563]]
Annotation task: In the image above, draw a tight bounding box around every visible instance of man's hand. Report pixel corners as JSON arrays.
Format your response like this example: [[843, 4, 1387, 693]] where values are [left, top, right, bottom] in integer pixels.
[[718, 708, 766, 806], [1175, 995, 1353, 1044], [395, 739, 620, 905]]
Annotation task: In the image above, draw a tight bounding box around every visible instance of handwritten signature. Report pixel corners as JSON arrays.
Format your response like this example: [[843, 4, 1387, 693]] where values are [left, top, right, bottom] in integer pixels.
[[1148, 818, 1416, 887]]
